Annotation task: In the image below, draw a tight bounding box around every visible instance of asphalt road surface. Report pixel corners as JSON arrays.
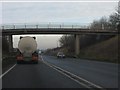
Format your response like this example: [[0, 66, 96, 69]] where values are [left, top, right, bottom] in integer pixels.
[[42, 55, 119, 88], [2, 59, 84, 88], [2, 55, 119, 88]]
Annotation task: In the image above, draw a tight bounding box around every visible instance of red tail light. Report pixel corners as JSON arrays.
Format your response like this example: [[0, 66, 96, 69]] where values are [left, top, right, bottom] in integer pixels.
[[32, 55, 38, 60], [17, 54, 23, 60]]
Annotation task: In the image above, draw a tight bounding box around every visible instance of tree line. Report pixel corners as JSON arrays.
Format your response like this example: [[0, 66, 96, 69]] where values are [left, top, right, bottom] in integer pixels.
[[59, 6, 120, 55]]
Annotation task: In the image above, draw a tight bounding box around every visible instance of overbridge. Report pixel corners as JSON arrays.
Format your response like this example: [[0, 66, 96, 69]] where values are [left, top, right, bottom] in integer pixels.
[[1, 24, 118, 56]]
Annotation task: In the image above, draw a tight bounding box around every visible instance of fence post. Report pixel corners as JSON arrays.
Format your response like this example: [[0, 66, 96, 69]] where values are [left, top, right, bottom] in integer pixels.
[[102, 24, 104, 30], [25, 24, 26, 28], [2, 26, 4, 30], [36, 25, 38, 29], [13, 25, 15, 29], [72, 25, 73, 29]]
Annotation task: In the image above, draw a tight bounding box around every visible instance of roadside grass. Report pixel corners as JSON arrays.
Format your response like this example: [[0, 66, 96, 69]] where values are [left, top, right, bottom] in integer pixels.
[[2, 52, 16, 73], [78, 35, 119, 64], [43, 35, 119, 64]]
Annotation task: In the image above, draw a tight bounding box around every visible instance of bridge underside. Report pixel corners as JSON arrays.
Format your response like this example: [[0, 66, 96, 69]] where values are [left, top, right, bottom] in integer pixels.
[[3, 34, 81, 56], [2, 28, 118, 56]]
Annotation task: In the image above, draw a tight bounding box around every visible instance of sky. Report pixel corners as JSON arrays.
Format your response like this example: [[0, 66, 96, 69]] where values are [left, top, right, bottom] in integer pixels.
[[0, 0, 119, 1], [2, 2, 118, 24], [1, 1, 119, 50], [13, 35, 62, 50]]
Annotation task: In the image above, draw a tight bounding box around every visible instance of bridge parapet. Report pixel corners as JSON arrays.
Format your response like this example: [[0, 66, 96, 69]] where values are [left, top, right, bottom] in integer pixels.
[[1, 23, 118, 35], [1, 23, 89, 30]]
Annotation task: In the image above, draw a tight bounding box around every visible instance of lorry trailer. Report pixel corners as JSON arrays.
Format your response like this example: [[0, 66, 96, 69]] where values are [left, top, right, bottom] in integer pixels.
[[16, 36, 38, 64]]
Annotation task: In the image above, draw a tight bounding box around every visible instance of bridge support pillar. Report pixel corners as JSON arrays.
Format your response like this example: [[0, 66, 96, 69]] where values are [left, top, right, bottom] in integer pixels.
[[7, 35, 13, 53], [75, 34, 80, 57]]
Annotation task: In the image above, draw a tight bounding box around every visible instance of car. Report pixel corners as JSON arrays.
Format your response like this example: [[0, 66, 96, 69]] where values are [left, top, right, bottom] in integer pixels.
[[57, 52, 65, 58], [38, 50, 42, 55]]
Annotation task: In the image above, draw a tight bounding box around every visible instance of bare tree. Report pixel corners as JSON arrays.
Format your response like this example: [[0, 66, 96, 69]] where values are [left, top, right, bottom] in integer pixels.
[[90, 17, 109, 30]]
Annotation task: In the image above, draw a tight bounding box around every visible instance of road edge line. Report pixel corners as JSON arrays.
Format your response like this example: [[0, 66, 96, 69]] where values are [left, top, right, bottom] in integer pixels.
[[0, 64, 16, 79], [41, 56, 105, 89], [41, 56, 90, 88]]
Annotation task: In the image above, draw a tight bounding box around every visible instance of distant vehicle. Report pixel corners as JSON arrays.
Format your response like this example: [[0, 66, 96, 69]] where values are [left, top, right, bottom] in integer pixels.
[[57, 52, 65, 58], [38, 50, 42, 55], [16, 36, 38, 64]]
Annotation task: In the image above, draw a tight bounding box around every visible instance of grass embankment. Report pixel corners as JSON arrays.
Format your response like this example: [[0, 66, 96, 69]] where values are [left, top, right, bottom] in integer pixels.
[[2, 52, 16, 73], [79, 35, 119, 63]]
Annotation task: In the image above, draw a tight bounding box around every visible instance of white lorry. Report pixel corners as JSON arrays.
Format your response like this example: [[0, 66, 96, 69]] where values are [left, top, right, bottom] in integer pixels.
[[16, 36, 38, 64]]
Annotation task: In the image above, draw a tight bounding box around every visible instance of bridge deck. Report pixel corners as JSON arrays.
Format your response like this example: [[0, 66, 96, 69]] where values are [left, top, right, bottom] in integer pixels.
[[1, 24, 118, 35], [2, 28, 118, 35]]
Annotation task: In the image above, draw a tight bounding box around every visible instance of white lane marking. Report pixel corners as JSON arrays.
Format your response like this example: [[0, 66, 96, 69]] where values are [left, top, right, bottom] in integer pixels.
[[0, 64, 16, 79], [41, 56, 89, 88], [52, 64, 103, 88], [42, 59, 90, 88], [41, 56, 104, 89]]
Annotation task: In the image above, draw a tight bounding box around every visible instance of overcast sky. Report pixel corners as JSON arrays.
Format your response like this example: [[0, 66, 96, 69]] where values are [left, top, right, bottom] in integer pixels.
[[2, 2, 118, 24], [1, 1, 119, 50], [0, 0, 119, 1], [13, 35, 62, 50]]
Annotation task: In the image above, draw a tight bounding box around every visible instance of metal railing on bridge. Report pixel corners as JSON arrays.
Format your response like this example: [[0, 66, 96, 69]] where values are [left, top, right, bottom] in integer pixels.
[[1, 23, 118, 35], [0, 23, 90, 30]]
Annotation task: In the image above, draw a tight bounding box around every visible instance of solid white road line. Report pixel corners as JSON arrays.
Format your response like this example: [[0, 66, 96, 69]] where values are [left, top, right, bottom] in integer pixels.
[[41, 56, 104, 89], [41, 56, 89, 88], [52, 64, 103, 88], [43, 60, 90, 88], [0, 64, 16, 79]]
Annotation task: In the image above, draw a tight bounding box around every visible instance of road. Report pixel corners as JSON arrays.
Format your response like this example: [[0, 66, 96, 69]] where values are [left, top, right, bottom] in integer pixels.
[[2, 58, 84, 88], [2, 55, 119, 88], [42, 55, 119, 88]]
